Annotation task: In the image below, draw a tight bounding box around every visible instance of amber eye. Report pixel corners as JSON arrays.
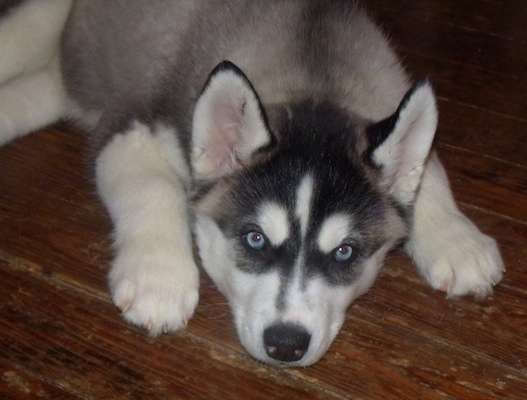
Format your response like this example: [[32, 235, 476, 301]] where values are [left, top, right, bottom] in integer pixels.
[[334, 244, 356, 263], [244, 231, 266, 250]]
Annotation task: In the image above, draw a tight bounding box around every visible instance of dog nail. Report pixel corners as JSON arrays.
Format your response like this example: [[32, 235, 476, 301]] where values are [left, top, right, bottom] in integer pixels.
[[120, 301, 132, 313]]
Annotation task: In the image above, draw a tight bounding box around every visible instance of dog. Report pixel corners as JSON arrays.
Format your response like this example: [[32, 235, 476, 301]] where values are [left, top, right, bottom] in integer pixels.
[[0, 0, 504, 366]]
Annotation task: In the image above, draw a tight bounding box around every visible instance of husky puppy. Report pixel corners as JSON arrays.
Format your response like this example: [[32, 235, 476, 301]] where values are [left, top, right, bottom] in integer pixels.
[[0, 0, 504, 366]]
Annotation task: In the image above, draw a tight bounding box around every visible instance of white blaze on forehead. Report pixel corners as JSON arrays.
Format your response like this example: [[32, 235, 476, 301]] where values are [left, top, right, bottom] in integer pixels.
[[257, 202, 290, 246], [317, 214, 352, 253], [295, 174, 314, 238]]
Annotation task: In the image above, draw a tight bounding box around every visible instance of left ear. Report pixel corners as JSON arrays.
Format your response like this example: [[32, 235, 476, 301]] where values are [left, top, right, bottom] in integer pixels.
[[367, 79, 438, 205], [191, 61, 274, 181]]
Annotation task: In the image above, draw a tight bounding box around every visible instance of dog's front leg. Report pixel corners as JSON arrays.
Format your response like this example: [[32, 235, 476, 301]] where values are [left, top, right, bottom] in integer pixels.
[[95, 121, 199, 335], [405, 152, 504, 298]]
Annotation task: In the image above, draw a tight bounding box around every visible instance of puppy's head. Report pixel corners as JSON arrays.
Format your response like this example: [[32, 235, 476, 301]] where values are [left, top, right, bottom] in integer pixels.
[[191, 61, 437, 366]]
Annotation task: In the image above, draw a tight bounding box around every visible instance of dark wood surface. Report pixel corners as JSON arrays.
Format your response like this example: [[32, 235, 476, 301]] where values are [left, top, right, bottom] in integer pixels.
[[1, 1, 526, 399]]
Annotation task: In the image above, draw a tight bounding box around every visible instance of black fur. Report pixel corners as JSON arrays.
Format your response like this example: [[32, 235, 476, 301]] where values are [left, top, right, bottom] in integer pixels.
[[0, 0, 25, 19], [217, 101, 396, 287]]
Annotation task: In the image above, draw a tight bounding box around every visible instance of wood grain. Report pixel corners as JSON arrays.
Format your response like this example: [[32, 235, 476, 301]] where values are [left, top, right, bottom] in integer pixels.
[[1, 1, 526, 399]]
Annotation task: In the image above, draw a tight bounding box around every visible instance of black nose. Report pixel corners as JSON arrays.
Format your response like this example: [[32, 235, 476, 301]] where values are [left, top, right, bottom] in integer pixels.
[[263, 323, 311, 362]]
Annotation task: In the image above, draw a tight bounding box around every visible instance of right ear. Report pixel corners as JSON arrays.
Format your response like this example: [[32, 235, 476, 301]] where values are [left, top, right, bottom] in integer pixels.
[[191, 61, 274, 181], [366, 79, 438, 206]]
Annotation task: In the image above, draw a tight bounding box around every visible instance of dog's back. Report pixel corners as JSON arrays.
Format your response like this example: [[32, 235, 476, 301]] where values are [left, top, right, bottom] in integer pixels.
[[61, 0, 410, 137]]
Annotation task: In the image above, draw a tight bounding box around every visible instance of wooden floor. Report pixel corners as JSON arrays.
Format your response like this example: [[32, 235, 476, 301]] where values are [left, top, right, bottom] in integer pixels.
[[1, 1, 526, 399]]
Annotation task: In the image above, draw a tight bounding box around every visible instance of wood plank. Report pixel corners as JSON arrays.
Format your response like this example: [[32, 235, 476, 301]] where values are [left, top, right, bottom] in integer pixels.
[[1, 127, 526, 399], [0, 360, 79, 400], [437, 144, 527, 223], [408, 56, 526, 120], [435, 99, 527, 167], [0, 263, 339, 400], [0, 128, 111, 295], [4, 213, 523, 400], [190, 204, 527, 398], [368, 1, 527, 119], [1, 1, 526, 398], [369, 1, 527, 77], [2, 130, 525, 398]]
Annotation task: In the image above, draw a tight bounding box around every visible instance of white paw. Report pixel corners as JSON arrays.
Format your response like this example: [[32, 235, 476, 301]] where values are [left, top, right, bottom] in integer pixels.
[[109, 243, 199, 336], [408, 215, 505, 298]]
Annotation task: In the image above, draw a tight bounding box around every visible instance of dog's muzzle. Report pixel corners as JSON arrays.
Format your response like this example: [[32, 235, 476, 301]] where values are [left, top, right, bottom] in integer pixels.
[[263, 323, 311, 362]]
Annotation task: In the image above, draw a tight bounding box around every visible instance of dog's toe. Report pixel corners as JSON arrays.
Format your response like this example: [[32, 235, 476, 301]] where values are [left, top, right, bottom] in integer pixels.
[[409, 215, 504, 298], [113, 276, 199, 336], [109, 246, 200, 335], [444, 233, 504, 299]]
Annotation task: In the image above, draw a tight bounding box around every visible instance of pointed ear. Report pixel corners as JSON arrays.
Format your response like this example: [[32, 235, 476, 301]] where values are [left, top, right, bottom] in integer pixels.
[[191, 61, 274, 180], [367, 79, 438, 205]]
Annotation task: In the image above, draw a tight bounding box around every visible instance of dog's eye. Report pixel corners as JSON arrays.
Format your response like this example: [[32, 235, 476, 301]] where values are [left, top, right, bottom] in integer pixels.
[[244, 231, 266, 250], [334, 244, 356, 263]]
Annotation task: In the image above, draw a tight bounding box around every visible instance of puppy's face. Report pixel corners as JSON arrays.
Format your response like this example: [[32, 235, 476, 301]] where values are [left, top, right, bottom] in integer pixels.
[[190, 63, 436, 366], [193, 104, 407, 366]]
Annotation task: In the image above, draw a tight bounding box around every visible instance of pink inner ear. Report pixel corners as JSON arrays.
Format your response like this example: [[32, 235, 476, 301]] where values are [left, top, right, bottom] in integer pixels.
[[207, 128, 239, 173], [206, 99, 245, 172], [371, 82, 437, 205], [192, 63, 272, 180]]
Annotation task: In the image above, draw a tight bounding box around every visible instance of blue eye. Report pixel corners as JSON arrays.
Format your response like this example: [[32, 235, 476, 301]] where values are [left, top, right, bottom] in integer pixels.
[[334, 244, 355, 263], [244, 231, 266, 250]]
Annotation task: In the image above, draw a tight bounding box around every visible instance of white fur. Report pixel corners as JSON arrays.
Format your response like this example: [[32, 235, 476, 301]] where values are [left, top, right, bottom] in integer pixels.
[[317, 214, 353, 253], [295, 174, 314, 238], [96, 121, 198, 335], [260, 274, 355, 366], [0, 0, 72, 145], [257, 202, 290, 247], [277, 260, 352, 366], [193, 214, 233, 299], [194, 211, 358, 366], [406, 153, 504, 297], [0, 0, 505, 367], [0, 0, 72, 83], [0, 56, 66, 145], [195, 206, 390, 366]]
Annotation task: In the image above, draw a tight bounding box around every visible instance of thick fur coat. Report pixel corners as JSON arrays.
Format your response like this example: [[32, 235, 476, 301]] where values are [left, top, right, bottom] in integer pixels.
[[0, 0, 504, 366]]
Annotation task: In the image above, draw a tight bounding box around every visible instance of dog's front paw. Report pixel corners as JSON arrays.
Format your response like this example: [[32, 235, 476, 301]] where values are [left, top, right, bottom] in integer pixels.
[[408, 215, 505, 298], [108, 244, 199, 336]]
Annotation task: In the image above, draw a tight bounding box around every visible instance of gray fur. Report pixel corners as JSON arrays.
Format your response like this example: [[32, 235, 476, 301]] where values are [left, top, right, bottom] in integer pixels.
[[0, 0, 26, 18], [58, 0, 430, 366], [62, 0, 409, 149], [0, 0, 504, 367]]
